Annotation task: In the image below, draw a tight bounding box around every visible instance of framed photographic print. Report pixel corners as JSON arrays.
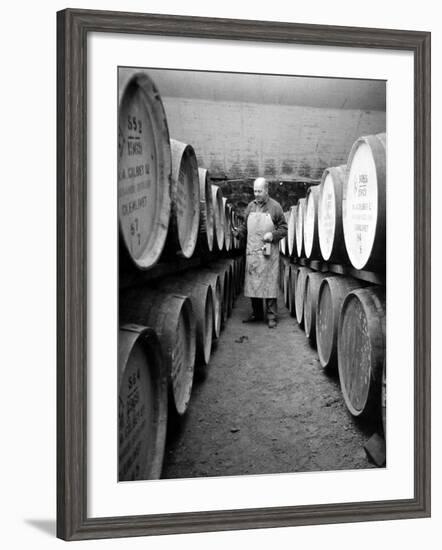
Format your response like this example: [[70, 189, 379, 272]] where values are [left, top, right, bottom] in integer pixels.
[[57, 8, 431, 541]]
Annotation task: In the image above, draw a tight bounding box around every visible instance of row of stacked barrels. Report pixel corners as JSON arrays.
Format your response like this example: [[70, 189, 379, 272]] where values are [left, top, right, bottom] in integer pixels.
[[118, 71, 242, 272], [119, 255, 246, 481], [117, 71, 246, 482], [280, 258, 386, 437], [280, 132, 386, 273]]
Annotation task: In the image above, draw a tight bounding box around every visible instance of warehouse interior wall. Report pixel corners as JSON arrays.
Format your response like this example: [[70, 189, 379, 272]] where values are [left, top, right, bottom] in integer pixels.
[[161, 96, 386, 180]]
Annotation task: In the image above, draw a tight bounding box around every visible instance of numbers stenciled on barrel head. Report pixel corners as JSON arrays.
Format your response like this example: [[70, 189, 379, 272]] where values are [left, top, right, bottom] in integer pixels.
[[125, 114, 144, 156], [129, 218, 141, 246], [127, 115, 143, 134]]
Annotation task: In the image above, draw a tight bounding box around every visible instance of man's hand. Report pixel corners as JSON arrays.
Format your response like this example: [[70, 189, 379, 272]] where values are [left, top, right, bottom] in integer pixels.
[[263, 232, 273, 242]]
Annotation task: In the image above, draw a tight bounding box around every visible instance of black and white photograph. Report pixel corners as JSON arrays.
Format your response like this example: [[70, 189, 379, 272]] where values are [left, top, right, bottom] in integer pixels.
[[1, 0, 436, 546], [118, 66, 387, 482]]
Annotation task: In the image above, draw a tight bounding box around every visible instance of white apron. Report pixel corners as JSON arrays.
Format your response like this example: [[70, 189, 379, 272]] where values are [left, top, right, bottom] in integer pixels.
[[244, 212, 280, 298]]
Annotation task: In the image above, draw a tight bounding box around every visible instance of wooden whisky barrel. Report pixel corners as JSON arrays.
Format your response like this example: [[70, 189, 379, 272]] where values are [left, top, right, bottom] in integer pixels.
[[338, 286, 386, 417], [159, 278, 214, 368], [118, 324, 167, 481], [318, 165, 348, 263], [295, 266, 312, 326], [119, 288, 196, 416], [343, 133, 386, 271], [166, 139, 200, 258], [296, 199, 306, 258], [316, 276, 367, 369], [303, 185, 321, 259], [198, 168, 215, 252], [211, 184, 225, 251], [183, 270, 222, 340], [118, 72, 171, 270], [304, 271, 331, 343], [222, 197, 232, 251]]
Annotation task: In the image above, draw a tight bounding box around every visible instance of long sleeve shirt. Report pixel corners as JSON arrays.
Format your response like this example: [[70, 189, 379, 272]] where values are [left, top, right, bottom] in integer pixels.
[[236, 196, 288, 243]]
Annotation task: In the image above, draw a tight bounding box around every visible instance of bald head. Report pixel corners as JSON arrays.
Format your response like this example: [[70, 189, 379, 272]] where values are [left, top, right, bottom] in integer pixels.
[[253, 177, 269, 203]]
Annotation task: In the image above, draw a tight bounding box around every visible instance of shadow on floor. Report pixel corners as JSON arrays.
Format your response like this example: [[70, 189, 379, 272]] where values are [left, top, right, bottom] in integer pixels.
[[24, 519, 56, 537]]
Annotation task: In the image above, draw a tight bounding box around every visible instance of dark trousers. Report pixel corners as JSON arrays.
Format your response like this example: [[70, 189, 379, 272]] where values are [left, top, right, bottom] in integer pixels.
[[251, 297, 278, 321]]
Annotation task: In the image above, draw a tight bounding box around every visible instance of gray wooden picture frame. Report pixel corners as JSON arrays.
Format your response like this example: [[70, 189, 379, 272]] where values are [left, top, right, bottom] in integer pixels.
[[57, 8, 431, 541]]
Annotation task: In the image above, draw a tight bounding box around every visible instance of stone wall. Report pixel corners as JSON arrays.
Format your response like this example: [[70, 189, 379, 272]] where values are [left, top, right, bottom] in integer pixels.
[[162, 97, 386, 182]]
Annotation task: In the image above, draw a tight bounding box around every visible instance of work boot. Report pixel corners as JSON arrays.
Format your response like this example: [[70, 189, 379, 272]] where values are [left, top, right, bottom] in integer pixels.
[[268, 319, 277, 329]]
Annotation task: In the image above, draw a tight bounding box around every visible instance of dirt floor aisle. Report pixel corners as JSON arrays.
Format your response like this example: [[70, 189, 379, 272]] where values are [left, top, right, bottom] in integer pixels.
[[162, 291, 375, 479]]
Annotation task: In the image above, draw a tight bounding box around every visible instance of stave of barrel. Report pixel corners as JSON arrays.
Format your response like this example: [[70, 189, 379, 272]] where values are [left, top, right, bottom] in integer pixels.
[[283, 211, 290, 255], [338, 286, 386, 418], [280, 215, 288, 256], [228, 204, 234, 250], [287, 205, 297, 258], [211, 184, 225, 251], [279, 236, 286, 256], [295, 198, 306, 258], [118, 324, 168, 481], [119, 288, 196, 416], [342, 133, 386, 271], [118, 72, 172, 270], [318, 165, 348, 263], [294, 266, 313, 326], [197, 168, 215, 252], [303, 186, 321, 260], [222, 197, 232, 252]]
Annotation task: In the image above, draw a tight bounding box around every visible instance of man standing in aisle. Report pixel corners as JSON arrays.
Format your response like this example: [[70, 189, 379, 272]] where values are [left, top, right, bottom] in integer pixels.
[[233, 177, 287, 329]]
